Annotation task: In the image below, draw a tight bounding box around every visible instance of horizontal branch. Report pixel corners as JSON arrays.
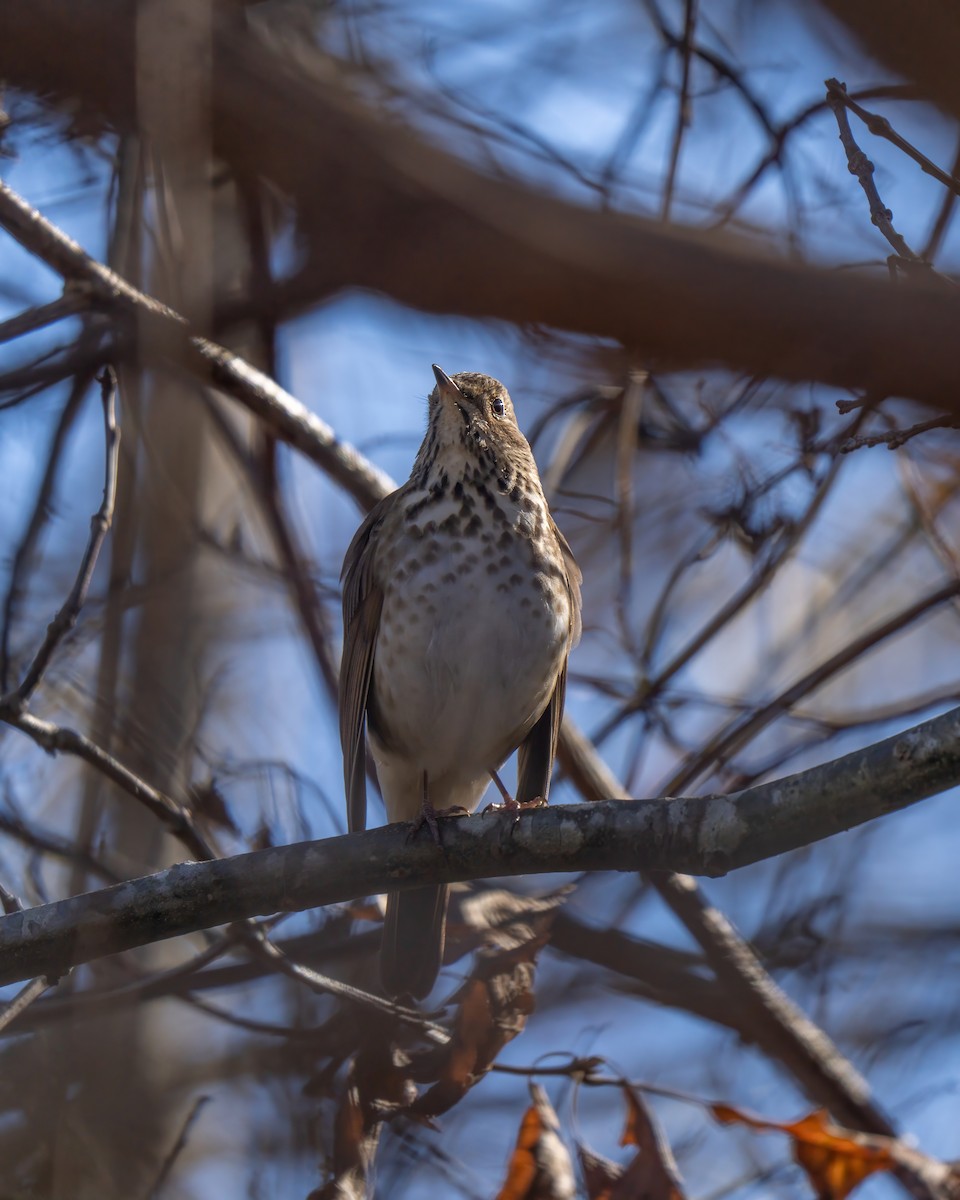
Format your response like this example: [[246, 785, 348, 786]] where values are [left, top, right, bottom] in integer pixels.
[[3, 2, 960, 406], [3, 702, 959, 988]]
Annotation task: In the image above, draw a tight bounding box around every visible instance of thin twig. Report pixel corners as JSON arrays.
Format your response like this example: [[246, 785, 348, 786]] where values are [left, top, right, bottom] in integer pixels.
[[0, 340, 110, 401], [0, 971, 64, 1034], [716, 85, 920, 228], [557, 720, 905, 1150], [0, 371, 90, 691], [0, 879, 22, 914], [841, 415, 960, 453], [593, 412, 862, 748], [825, 78, 929, 269], [614, 374, 643, 656], [922, 137, 960, 261], [493, 1057, 956, 1199], [0, 290, 85, 345], [5, 366, 120, 706], [0, 369, 421, 1032], [0, 708, 217, 860], [234, 923, 443, 1035], [662, 576, 960, 795], [661, 0, 699, 220], [0, 702, 435, 1027], [199, 390, 341, 704], [834, 86, 960, 198], [146, 1095, 211, 1200], [0, 176, 395, 511], [8, 16, 960, 409]]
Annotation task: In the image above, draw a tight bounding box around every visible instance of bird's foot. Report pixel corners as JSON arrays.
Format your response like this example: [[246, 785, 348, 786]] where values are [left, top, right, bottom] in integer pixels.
[[408, 797, 442, 846], [482, 795, 549, 823], [407, 800, 471, 847], [483, 767, 549, 821]]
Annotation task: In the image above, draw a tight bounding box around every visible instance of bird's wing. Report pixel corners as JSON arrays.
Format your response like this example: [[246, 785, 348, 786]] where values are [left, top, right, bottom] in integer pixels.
[[516, 658, 568, 804], [339, 495, 392, 833], [552, 519, 583, 646], [516, 519, 582, 803]]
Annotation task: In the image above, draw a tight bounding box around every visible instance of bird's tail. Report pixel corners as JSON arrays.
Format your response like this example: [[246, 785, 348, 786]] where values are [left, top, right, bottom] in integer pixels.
[[380, 884, 449, 1000]]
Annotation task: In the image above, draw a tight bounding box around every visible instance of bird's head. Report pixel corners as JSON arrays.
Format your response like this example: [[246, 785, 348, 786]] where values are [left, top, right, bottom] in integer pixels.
[[421, 365, 533, 483]]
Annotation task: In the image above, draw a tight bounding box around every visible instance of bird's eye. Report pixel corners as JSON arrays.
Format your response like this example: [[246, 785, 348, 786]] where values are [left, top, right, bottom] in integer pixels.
[[491, 397, 505, 418]]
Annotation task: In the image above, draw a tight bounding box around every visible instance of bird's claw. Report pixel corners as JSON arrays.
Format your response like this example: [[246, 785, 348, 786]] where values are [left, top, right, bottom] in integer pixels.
[[408, 800, 441, 846], [482, 795, 548, 823], [407, 801, 471, 847]]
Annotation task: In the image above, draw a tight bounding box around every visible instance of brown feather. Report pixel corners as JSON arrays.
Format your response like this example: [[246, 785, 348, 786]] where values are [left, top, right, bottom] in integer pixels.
[[339, 495, 393, 834], [516, 661, 567, 804], [380, 884, 449, 1000], [551, 516, 583, 645], [515, 514, 582, 804]]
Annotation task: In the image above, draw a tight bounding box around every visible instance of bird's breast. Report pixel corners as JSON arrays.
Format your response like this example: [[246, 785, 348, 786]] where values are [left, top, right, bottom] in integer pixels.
[[369, 493, 569, 794]]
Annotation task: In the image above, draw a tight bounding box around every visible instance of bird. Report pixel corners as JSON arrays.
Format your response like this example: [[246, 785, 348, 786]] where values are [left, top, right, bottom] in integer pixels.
[[339, 365, 581, 999]]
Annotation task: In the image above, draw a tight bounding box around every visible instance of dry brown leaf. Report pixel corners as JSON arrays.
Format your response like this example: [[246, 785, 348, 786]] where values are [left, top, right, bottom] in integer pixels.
[[496, 1083, 576, 1200], [577, 1084, 686, 1199], [453, 886, 572, 956], [412, 916, 552, 1117], [313, 1045, 415, 1198], [614, 1085, 686, 1199], [712, 1103, 894, 1199], [497, 1101, 541, 1200], [579, 1145, 622, 1200]]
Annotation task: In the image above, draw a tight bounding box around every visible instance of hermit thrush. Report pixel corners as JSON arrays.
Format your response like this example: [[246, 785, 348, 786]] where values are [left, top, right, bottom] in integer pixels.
[[339, 366, 581, 999]]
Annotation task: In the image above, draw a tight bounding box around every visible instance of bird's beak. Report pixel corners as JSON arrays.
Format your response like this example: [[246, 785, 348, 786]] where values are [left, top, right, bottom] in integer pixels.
[[432, 364, 465, 405]]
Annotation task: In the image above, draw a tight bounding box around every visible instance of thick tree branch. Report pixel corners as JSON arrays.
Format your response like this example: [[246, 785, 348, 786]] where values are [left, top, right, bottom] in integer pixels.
[[2, 702, 959, 989], [819, 2, 960, 123], [0, 177, 394, 511], [559, 717, 914, 1141], [2, 2, 960, 406]]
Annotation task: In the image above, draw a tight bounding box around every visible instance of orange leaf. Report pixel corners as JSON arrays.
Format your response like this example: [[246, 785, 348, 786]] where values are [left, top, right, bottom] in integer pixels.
[[711, 1104, 894, 1199], [615, 1086, 686, 1199], [413, 936, 542, 1118], [578, 1145, 622, 1200], [496, 1102, 542, 1200], [496, 1084, 576, 1200]]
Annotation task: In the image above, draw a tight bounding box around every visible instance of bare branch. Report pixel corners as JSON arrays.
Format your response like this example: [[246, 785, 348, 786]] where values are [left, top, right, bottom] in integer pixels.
[[3, 6, 960, 406], [0, 972, 65, 1034], [661, 0, 700, 221], [558, 712, 948, 1146], [841, 414, 960, 452], [5, 367, 120, 706], [659, 577, 960, 796], [146, 1096, 211, 1200], [819, 2, 960, 123], [2, 702, 960, 989], [0, 372, 89, 691], [825, 79, 929, 268], [0, 708, 216, 861], [0, 176, 394, 510], [0, 290, 85, 345], [832, 85, 960, 196]]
